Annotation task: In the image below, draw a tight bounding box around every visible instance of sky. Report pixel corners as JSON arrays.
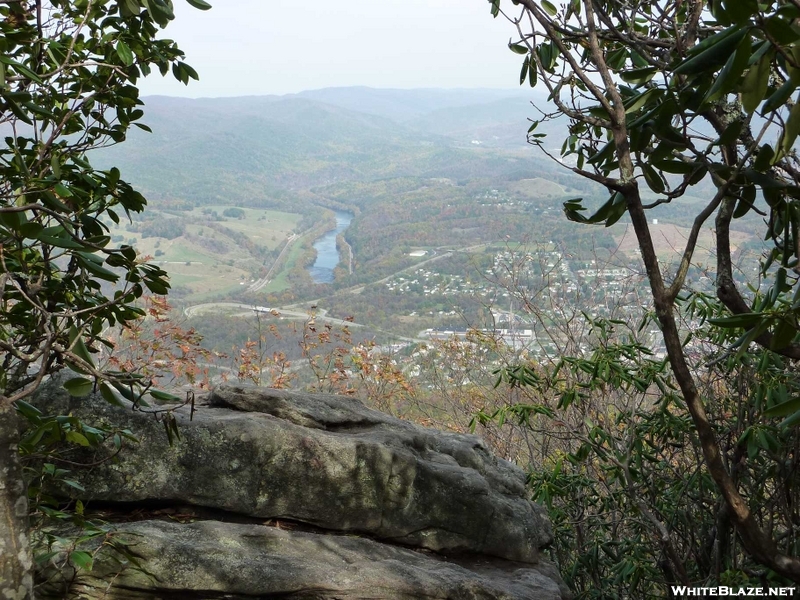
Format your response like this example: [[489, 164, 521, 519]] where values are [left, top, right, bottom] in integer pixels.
[[138, 0, 526, 98]]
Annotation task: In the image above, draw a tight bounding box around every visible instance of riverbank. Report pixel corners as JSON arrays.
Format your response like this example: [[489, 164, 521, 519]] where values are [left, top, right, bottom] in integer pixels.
[[308, 210, 353, 283]]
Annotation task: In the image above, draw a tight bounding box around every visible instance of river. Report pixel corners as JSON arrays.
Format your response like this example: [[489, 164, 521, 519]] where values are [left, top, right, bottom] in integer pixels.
[[308, 210, 353, 283]]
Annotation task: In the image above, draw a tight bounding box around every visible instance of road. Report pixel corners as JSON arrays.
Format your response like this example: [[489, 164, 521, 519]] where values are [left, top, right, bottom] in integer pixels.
[[183, 242, 487, 343], [324, 242, 486, 297], [184, 302, 360, 329], [183, 303, 424, 343], [247, 233, 299, 293]]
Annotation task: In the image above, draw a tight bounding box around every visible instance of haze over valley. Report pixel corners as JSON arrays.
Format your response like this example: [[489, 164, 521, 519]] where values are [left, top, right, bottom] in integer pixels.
[[97, 86, 762, 373]]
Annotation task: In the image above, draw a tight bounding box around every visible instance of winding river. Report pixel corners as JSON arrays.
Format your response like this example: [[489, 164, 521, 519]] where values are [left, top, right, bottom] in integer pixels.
[[308, 210, 353, 283]]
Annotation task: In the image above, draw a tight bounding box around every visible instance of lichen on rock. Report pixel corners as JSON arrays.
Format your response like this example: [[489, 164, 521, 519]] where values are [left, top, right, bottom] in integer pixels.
[[33, 380, 570, 599]]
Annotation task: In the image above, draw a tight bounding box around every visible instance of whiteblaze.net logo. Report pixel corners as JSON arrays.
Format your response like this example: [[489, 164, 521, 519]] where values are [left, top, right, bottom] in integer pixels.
[[670, 587, 795, 597]]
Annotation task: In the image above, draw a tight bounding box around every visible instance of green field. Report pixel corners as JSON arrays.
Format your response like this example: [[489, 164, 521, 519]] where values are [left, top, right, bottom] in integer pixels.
[[106, 206, 304, 301], [186, 206, 301, 251], [262, 234, 307, 293], [508, 178, 569, 198]]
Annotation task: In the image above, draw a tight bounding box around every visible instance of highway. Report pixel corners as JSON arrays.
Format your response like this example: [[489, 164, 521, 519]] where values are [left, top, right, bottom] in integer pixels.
[[182, 242, 488, 344]]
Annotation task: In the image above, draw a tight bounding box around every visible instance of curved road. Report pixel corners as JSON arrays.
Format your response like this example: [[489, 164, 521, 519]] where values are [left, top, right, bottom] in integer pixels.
[[183, 242, 488, 343], [184, 303, 358, 330]]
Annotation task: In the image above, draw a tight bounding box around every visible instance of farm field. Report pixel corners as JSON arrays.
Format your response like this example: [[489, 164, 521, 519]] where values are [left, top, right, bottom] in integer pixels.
[[507, 177, 573, 198], [105, 206, 304, 300], [184, 206, 302, 251], [613, 222, 752, 264]]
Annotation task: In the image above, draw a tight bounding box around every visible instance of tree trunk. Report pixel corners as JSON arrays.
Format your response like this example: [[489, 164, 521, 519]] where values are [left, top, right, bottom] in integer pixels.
[[0, 402, 34, 599]]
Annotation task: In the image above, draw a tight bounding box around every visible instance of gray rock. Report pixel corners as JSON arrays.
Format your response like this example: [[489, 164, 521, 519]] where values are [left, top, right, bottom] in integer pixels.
[[39, 519, 569, 599], [34, 382, 552, 564]]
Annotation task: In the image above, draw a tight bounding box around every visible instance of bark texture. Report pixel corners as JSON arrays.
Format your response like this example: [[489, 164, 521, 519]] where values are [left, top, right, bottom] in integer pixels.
[[0, 404, 33, 600]]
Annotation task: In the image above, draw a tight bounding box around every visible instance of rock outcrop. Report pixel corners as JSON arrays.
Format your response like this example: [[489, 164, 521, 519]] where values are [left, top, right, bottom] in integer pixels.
[[33, 380, 570, 599]]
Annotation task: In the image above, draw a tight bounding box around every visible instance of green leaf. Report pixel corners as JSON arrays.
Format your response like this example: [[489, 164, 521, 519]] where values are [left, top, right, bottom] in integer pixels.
[[75, 253, 119, 282], [37, 234, 84, 250], [146, 0, 175, 24], [733, 187, 757, 218], [63, 479, 86, 492], [781, 99, 800, 155], [788, 44, 800, 83], [642, 164, 665, 194], [23, 101, 55, 120], [764, 14, 800, 45], [69, 550, 93, 571], [718, 120, 744, 147], [509, 43, 528, 55], [624, 88, 660, 114], [186, 0, 212, 8], [2, 93, 33, 124], [721, 0, 758, 25], [40, 190, 70, 212], [0, 56, 43, 84], [68, 327, 96, 371], [116, 41, 134, 66], [771, 318, 798, 350], [0, 210, 24, 231], [49, 154, 62, 179], [121, 0, 141, 16], [149, 389, 183, 402], [761, 79, 797, 115], [780, 409, 800, 429], [178, 62, 199, 81], [63, 377, 94, 398], [620, 67, 657, 85], [687, 165, 708, 185], [53, 182, 73, 198], [741, 50, 773, 114], [673, 27, 748, 75], [120, 245, 137, 261], [112, 381, 141, 404], [528, 55, 537, 87], [99, 382, 125, 407], [754, 144, 775, 172], [19, 223, 43, 240], [541, 0, 557, 16], [708, 313, 764, 328], [14, 400, 42, 422], [604, 198, 628, 227], [65, 431, 91, 447], [654, 159, 695, 174], [144, 277, 170, 295], [35, 551, 60, 565]]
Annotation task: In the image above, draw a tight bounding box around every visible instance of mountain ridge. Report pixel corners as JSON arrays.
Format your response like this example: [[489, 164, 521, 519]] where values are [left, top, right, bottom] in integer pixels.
[[93, 87, 563, 208]]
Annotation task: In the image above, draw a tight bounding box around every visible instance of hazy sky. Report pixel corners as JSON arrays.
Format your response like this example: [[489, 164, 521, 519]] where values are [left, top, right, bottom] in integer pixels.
[[138, 0, 525, 97]]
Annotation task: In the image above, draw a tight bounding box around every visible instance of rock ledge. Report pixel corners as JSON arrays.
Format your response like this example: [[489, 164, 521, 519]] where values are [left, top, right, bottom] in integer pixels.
[[34, 380, 570, 599]]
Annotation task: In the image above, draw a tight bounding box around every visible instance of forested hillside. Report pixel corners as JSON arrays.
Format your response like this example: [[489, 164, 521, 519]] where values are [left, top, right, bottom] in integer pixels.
[[94, 89, 567, 206]]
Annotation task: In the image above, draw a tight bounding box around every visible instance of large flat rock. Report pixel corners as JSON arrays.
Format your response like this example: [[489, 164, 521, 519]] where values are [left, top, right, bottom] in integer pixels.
[[34, 381, 552, 564], [39, 519, 569, 600]]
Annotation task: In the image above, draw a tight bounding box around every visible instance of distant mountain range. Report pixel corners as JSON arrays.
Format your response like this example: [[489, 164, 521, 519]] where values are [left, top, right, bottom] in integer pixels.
[[295, 87, 539, 121], [295, 87, 566, 147], [93, 87, 574, 210]]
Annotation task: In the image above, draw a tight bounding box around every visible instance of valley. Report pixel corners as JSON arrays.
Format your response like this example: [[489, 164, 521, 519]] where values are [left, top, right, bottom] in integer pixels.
[[95, 87, 764, 381], [7, 2, 797, 594]]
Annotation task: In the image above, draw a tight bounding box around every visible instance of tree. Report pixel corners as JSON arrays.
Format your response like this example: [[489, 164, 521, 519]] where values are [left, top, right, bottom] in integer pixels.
[[0, 0, 209, 595], [488, 0, 800, 585]]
